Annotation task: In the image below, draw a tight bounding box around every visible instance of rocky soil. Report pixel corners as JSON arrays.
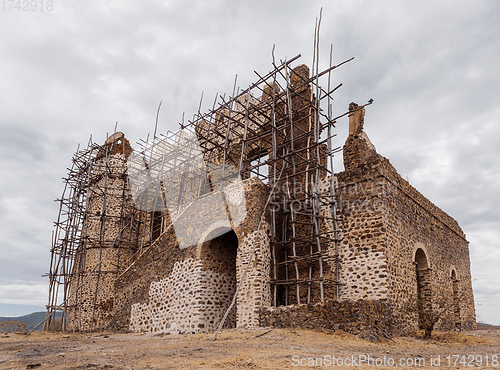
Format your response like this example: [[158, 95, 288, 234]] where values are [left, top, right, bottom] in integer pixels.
[[1, 327, 499, 369]]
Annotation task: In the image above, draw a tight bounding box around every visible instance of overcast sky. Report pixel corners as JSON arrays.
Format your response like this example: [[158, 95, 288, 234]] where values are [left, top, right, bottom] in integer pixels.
[[0, 0, 498, 325]]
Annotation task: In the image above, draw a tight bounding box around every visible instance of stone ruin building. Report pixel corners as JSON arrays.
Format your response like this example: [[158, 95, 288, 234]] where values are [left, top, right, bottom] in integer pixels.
[[45, 54, 476, 337]]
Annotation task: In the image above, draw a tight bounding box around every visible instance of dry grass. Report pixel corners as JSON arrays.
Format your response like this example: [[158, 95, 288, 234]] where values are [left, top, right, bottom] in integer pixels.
[[1, 328, 499, 369], [410, 329, 491, 345], [209, 355, 261, 368]]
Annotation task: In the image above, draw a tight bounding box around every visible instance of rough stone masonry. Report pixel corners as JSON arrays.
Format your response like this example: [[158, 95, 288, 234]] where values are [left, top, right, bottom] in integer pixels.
[[63, 65, 475, 337]]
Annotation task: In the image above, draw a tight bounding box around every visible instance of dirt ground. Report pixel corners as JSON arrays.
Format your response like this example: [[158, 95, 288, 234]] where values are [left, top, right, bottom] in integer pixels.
[[1, 328, 499, 369]]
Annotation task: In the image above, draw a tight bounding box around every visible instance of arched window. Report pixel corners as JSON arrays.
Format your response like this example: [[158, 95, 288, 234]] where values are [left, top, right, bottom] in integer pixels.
[[415, 248, 429, 270]]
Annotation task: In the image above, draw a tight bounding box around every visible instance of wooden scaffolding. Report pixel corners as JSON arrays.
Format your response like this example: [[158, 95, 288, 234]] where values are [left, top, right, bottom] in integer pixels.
[[45, 42, 372, 331]]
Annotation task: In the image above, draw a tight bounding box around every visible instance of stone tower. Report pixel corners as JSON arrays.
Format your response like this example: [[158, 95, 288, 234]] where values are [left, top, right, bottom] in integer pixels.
[[66, 133, 143, 331]]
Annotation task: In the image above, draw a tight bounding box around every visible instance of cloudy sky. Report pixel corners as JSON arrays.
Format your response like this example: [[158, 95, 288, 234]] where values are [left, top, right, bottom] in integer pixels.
[[0, 0, 498, 325]]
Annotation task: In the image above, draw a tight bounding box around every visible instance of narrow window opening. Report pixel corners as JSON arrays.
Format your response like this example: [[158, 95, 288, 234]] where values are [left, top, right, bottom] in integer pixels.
[[415, 248, 431, 329], [250, 153, 269, 184], [451, 270, 461, 329], [151, 211, 163, 240]]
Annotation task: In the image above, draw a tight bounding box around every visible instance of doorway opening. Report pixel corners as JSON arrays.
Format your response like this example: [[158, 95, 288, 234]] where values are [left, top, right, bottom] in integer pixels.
[[200, 228, 238, 330]]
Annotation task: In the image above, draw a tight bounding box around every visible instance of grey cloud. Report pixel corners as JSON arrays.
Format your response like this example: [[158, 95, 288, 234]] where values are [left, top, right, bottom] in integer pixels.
[[0, 0, 498, 322]]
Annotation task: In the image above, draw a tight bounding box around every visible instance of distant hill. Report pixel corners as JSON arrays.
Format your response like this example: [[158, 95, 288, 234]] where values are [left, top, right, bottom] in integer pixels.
[[477, 322, 500, 330], [0, 311, 62, 331], [2, 312, 498, 332]]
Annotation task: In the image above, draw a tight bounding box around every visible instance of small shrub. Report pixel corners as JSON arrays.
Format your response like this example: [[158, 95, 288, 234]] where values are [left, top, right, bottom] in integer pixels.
[[0, 320, 28, 334]]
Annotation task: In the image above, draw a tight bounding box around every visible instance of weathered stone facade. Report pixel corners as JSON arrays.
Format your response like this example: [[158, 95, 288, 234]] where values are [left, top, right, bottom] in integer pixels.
[[66, 134, 147, 332], [333, 103, 476, 332], [111, 177, 271, 334], [64, 69, 475, 336], [259, 300, 396, 340]]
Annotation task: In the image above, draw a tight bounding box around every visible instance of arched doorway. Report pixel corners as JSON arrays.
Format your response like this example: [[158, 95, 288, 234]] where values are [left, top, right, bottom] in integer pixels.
[[451, 269, 461, 329], [198, 228, 238, 331], [414, 248, 431, 328]]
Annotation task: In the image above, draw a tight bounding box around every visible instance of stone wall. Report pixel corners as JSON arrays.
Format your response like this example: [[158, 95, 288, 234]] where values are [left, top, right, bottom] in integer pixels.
[[236, 225, 271, 327], [114, 177, 271, 333], [334, 174, 390, 301], [67, 137, 144, 331], [128, 256, 238, 334], [112, 227, 195, 332], [337, 111, 476, 331], [379, 156, 477, 330], [259, 300, 399, 340], [129, 258, 205, 334]]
